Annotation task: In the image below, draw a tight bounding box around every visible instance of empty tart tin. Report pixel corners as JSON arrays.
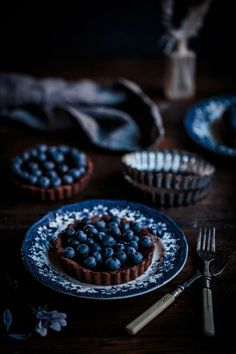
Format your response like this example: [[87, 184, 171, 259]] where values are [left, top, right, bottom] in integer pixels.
[[122, 150, 215, 206]]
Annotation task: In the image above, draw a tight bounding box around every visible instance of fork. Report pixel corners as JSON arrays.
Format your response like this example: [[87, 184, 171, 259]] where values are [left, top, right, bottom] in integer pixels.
[[197, 227, 216, 336]]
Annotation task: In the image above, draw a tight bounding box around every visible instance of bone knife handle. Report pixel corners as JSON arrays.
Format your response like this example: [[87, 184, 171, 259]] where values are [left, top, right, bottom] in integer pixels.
[[203, 287, 215, 336], [126, 293, 175, 335]]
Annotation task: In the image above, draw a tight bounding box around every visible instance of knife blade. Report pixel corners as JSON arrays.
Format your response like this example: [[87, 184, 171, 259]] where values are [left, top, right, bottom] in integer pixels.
[[126, 250, 233, 335]]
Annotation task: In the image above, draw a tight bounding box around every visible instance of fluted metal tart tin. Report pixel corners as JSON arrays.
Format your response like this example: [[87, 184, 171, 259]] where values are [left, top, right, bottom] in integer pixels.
[[122, 150, 215, 206]]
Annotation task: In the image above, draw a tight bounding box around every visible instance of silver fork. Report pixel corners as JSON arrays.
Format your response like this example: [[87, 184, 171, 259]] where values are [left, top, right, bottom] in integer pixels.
[[197, 227, 216, 336]]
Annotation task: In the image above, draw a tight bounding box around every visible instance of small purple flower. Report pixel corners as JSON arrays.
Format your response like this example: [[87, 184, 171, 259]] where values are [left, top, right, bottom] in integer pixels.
[[3, 309, 12, 332], [35, 310, 67, 337]]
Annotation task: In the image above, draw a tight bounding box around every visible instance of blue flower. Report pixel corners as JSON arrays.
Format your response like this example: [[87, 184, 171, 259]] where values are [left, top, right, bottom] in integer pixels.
[[35, 310, 67, 337], [3, 309, 12, 332]]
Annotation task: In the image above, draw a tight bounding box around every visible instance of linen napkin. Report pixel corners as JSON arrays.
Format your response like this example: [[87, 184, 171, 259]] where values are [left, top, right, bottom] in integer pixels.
[[0, 73, 164, 151]]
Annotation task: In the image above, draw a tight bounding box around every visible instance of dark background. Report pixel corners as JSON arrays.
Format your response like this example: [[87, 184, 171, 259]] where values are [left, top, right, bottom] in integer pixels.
[[0, 0, 236, 76]]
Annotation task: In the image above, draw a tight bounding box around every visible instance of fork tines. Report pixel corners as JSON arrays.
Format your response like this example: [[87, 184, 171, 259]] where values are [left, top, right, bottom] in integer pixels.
[[197, 228, 216, 255]]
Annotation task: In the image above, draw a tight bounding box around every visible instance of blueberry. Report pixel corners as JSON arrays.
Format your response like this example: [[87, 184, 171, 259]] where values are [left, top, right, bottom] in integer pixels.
[[65, 226, 75, 237], [110, 227, 121, 238], [71, 150, 85, 163], [86, 237, 94, 246], [77, 244, 89, 256], [84, 224, 96, 233], [59, 145, 70, 153], [126, 246, 137, 256], [68, 239, 79, 247], [110, 215, 121, 224], [52, 153, 65, 163], [63, 175, 74, 184], [63, 247, 75, 259], [29, 148, 38, 157], [132, 222, 143, 234], [48, 146, 58, 155], [123, 230, 134, 241], [139, 236, 152, 248], [90, 242, 102, 253], [51, 176, 62, 187], [129, 240, 139, 249], [75, 153, 86, 166], [115, 250, 127, 264], [133, 236, 140, 243], [12, 164, 21, 174], [70, 148, 81, 157], [77, 166, 85, 175], [33, 169, 43, 177], [37, 153, 47, 162], [76, 230, 87, 242], [59, 164, 69, 174], [39, 176, 50, 188], [102, 235, 116, 247], [37, 144, 48, 153], [114, 243, 125, 252], [130, 252, 143, 264], [96, 231, 106, 241], [20, 171, 31, 181], [12, 158, 23, 170], [21, 151, 30, 160], [120, 223, 130, 233], [94, 220, 106, 231], [46, 170, 58, 178], [103, 247, 114, 258], [91, 251, 102, 263], [84, 256, 97, 269], [106, 257, 121, 271], [108, 222, 119, 230], [87, 227, 98, 237], [28, 162, 39, 171], [44, 161, 55, 170], [28, 175, 38, 185], [81, 217, 90, 225], [70, 168, 83, 179]]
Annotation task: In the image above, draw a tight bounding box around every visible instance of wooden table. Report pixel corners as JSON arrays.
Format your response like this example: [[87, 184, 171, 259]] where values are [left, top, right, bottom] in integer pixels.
[[1, 60, 235, 354]]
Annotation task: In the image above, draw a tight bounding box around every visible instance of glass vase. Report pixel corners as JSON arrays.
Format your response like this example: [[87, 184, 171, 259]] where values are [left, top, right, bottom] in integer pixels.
[[163, 39, 196, 101]]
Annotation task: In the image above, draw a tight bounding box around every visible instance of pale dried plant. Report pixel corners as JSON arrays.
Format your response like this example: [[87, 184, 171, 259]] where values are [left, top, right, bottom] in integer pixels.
[[161, 0, 213, 53]]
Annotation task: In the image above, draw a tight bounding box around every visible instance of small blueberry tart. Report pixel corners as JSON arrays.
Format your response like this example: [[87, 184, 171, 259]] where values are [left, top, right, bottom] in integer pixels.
[[10, 144, 93, 201], [54, 215, 161, 285]]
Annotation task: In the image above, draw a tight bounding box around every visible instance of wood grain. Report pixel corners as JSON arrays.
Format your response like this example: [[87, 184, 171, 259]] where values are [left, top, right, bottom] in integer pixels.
[[1, 60, 235, 354]]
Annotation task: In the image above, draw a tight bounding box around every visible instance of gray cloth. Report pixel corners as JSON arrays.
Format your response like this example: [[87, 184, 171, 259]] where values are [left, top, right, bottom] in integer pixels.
[[0, 73, 164, 151]]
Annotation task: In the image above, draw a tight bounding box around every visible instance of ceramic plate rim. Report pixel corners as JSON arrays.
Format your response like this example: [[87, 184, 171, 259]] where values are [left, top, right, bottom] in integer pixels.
[[21, 199, 188, 300], [184, 95, 236, 157]]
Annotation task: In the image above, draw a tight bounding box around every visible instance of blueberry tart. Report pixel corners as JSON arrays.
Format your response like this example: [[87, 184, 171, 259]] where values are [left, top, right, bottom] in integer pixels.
[[54, 215, 161, 285], [10, 144, 93, 201]]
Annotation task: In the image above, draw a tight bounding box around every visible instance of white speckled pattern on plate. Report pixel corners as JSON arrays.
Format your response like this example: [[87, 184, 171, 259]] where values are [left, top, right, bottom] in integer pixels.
[[21, 199, 188, 300], [184, 95, 236, 157]]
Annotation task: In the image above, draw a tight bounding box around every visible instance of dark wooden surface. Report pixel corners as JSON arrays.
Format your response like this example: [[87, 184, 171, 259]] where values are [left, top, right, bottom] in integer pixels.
[[1, 60, 236, 354]]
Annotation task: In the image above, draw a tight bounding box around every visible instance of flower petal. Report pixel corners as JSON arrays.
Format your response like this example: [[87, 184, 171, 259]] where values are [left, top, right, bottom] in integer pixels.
[[35, 323, 48, 337], [3, 309, 13, 331], [9, 332, 31, 341], [59, 319, 67, 327], [49, 321, 61, 332], [51, 312, 67, 320]]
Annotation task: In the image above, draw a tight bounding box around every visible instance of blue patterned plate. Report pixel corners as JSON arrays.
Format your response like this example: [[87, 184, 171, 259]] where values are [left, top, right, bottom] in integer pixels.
[[184, 95, 236, 157], [21, 199, 188, 300]]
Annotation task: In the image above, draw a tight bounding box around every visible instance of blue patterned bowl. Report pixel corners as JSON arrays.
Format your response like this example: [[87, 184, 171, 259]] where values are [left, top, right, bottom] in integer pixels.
[[184, 95, 236, 157]]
